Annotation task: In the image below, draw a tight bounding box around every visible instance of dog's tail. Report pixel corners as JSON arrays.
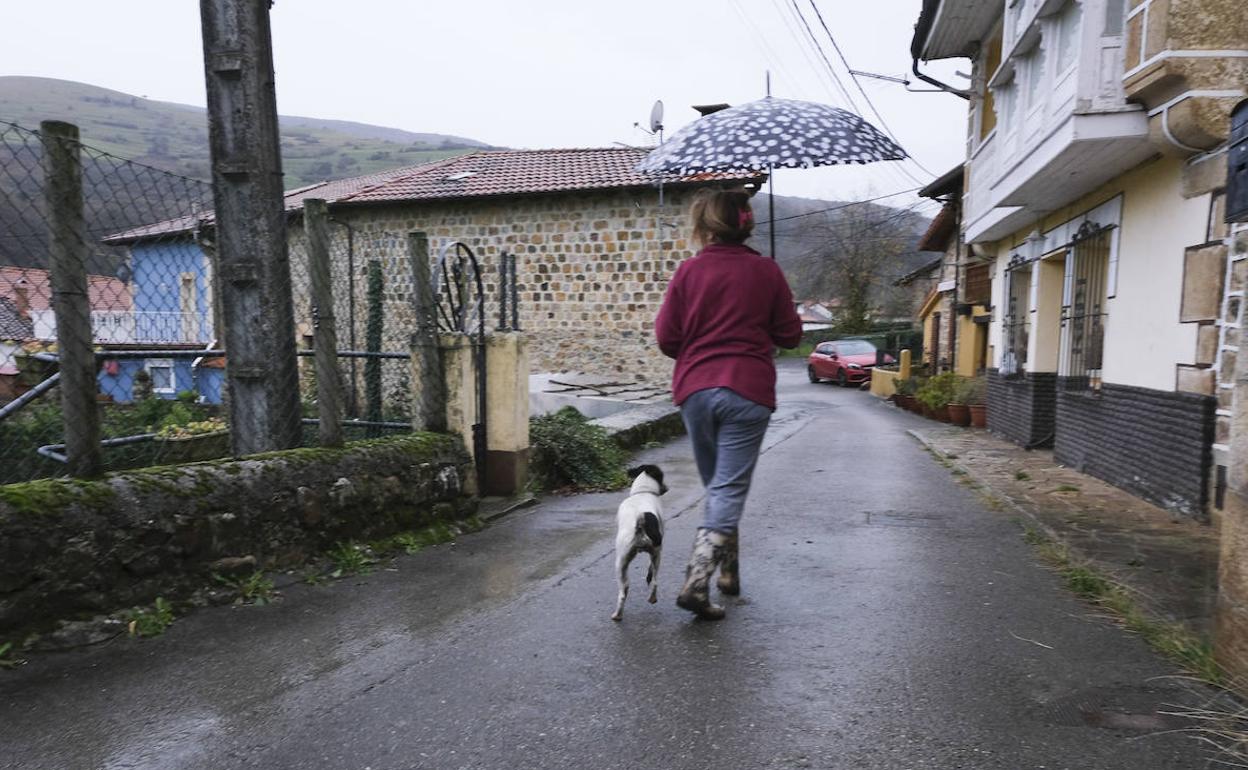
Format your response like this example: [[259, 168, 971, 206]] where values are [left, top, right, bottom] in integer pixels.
[[639, 511, 662, 547]]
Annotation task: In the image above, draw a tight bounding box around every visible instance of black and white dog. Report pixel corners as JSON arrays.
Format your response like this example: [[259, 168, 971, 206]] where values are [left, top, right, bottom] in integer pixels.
[[611, 465, 667, 621]]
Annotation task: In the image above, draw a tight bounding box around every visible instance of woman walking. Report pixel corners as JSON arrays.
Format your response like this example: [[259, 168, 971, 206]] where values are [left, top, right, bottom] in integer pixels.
[[655, 188, 803, 620]]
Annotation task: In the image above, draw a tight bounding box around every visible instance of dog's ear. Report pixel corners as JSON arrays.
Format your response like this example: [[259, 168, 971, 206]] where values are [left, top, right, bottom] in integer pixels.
[[626, 466, 644, 480]]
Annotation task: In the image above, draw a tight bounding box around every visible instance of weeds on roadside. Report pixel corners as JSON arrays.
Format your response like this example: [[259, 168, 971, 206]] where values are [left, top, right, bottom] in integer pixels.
[[1054, 484, 1081, 493], [1015, 471, 1031, 481], [213, 571, 277, 606], [0, 641, 24, 669], [327, 541, 377, 577], [1018, 525, 1220, 684], [126, 597, 175, 638]]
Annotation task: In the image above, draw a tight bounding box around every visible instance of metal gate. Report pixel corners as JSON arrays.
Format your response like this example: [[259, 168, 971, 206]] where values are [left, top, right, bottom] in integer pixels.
[[433, 244, 520, 490], [1059, 221, 1113, 391]]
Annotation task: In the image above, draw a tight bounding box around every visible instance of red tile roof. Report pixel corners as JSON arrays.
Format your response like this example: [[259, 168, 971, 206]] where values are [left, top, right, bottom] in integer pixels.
[[106, 148, 763, 242], [0, 266, 131, 311], [335, 147, 762, 205]]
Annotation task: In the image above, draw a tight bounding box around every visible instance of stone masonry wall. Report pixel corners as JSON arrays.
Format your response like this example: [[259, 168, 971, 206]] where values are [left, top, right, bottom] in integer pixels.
[[1054, 382, 1215, 518], [320, 186, 710, 386], [0, 434, 472, 638], [987, 370, 1056, 447]]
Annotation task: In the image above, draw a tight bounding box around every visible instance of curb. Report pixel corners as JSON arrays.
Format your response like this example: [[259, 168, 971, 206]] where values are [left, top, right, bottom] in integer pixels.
[[591, 403, 686, 451], [906, 428, 1066, 545]]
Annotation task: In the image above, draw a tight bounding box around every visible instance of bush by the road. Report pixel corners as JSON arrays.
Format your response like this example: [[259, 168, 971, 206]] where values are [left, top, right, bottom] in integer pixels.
[[529, 407, 627, 492]]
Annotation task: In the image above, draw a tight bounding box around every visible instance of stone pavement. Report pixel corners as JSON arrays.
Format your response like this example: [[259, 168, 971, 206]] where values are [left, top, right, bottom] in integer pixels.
[[908, 418, 1219, 637]]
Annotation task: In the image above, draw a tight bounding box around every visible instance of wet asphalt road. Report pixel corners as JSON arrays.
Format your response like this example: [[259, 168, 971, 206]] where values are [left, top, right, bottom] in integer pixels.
[[0, 359, 1214, 769]]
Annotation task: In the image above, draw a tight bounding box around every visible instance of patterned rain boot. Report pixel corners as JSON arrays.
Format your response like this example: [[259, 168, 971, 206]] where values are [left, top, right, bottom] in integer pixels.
[[716, 531, 740, 596], [676, 528, 729, 620]]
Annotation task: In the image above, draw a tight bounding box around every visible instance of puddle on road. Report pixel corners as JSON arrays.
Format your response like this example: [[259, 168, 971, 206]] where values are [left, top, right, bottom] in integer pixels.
[[101, 711, 222, 770]]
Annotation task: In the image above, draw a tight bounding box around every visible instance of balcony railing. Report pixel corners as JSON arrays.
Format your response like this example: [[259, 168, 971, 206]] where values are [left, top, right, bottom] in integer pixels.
[[28, 309, 214, 345]]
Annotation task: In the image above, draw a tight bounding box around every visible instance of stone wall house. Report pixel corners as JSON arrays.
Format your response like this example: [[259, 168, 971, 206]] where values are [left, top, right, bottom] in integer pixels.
[[912, 0, 1245, 517], [112, 150, 764, 403], [283, 148, 764, 386]]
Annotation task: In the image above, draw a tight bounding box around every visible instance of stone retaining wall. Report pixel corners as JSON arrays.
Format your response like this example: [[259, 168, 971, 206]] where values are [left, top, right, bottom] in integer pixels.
[[0, 433, 472, 638]]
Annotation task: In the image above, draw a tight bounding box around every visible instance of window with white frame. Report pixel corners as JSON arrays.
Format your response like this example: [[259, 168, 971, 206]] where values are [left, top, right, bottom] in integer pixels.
[[1056, 0, 1082, 73], [1002, 256, 1032, 376], [1026, 45, 1047, 111], [1059, 222, 1113, 391], [146, 359, 176, 395]]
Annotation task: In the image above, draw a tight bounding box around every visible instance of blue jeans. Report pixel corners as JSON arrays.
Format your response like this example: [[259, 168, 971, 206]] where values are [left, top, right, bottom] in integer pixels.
[[680, 387, 772, 534]]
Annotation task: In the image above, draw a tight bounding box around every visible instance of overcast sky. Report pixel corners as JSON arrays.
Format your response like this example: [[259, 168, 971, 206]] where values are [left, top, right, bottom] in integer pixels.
[[2, 0, 968, 208]]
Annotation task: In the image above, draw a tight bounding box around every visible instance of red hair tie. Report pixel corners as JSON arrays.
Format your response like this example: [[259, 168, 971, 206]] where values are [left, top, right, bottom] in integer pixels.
[[738, 209, 754, 229]]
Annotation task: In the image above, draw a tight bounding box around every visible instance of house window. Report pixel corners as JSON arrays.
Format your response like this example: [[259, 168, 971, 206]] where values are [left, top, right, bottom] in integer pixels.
[[146, 359, 176, 395], [1059, 222, 1113, 391], [1056, 0, 1082, 73], [1026, 46, 1047, 111], [1002, 257, 1031, 376], [964, 264, 992, 305]]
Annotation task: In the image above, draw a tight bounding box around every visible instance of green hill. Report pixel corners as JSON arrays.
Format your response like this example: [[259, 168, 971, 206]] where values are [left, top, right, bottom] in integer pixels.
[[0, 76, 494, 187]]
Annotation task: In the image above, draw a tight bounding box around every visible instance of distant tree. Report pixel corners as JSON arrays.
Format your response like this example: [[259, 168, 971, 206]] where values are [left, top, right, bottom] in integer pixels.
[[794, 203, 914, 334], [309, 161, 333, 178]]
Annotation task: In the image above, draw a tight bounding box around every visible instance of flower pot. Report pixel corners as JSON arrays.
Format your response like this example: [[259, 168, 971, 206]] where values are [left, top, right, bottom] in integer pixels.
[[897, 394, 914, 411], [932, 405, 950, 422], [153, 429, 231, 464], [968, 404, 987, 428], [947, 403, 970, 427]]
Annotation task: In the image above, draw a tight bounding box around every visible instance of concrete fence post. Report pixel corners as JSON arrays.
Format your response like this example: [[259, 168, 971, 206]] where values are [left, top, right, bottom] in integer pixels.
[[41, 120, 101, 477], [409, 232, 446, 431], [304, 199, 343, 447], [899, 348, 912, 380]]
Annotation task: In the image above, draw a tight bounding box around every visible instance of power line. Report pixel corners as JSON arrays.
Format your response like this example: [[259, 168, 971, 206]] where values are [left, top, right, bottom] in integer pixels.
[[728, 0, 804, 94], [806, 0, 939, 181], [767, 0, 852, 107], [760, 186, 921, 224], [782, 0, 927, 192], [785, 0, 861, 113]]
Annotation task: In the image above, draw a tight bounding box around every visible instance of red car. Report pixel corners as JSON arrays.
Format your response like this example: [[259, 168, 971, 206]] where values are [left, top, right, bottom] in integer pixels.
[[807, 339, 893, 387]]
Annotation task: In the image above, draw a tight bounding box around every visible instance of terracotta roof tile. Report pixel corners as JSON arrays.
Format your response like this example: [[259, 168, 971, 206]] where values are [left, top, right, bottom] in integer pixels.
[[106, 148, 763, 241], [336, 148, 762, 205]]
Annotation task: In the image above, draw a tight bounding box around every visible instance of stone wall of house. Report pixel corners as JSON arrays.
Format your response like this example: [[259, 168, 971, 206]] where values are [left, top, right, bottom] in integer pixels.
[[312, 187, 710, 387], [1053, 382, 1215, 518], [986, 370, 1056, 447]]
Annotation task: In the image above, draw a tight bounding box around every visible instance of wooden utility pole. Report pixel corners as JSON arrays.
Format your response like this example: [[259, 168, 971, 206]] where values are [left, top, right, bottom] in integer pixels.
[[199, 0, 302, 454], [42, 121, 101, 477], [408, 232, 446, 431], [304, 199, 344, 447]]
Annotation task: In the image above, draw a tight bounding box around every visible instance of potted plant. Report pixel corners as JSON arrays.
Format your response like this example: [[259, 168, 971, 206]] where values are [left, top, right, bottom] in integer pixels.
[[947, 377, 973, 427], [916, 373, 959, 422], [895, 377, 919, 412], [964, 376, 988, 428]]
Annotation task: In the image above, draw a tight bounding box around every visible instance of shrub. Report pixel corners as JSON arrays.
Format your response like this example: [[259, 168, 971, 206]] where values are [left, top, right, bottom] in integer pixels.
[[529, 407, 627, 491], [916, 372, 960, 410], [957, 375, 987, 405]]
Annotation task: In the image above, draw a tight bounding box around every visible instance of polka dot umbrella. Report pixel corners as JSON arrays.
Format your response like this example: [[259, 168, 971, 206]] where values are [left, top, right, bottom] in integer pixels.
[[635, 96, 907, 258]]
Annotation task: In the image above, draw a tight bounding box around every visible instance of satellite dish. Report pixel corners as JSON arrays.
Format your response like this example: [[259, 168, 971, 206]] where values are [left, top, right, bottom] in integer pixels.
[[649, 100, 664, 133]]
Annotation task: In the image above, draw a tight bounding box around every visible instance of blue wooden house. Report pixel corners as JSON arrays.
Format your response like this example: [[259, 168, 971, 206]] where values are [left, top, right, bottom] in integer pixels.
[[97, 229, 224, 404]]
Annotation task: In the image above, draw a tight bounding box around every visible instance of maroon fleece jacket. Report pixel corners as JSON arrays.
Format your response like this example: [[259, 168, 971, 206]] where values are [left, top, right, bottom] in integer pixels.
[[654, 242, 804, 409]]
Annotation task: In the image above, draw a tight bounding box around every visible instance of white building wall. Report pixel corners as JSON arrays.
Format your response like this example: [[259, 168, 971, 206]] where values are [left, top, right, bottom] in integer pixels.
[[1100, 158, 1208, 392]]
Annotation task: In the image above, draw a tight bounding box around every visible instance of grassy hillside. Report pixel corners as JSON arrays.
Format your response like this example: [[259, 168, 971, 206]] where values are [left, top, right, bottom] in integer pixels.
[[0, 77, 493, 187]]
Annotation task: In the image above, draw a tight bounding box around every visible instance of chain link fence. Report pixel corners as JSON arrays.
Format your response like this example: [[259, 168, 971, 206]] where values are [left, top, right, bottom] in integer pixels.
[[0, 120, 224, 482], [0, 120, 423, 485], [287, 212, 417, 443]]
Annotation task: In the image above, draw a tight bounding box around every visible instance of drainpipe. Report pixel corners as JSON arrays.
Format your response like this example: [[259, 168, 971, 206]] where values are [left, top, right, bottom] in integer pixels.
[[912, 57, 971, 100]]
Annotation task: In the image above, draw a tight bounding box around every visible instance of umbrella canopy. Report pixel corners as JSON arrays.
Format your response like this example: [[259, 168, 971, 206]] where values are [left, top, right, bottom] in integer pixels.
[[635, 97, 905, 175]]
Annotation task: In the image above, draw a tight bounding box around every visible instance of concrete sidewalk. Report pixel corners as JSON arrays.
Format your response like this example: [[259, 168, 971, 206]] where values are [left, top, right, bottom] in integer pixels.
[[907, 418, 1219, 638]]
